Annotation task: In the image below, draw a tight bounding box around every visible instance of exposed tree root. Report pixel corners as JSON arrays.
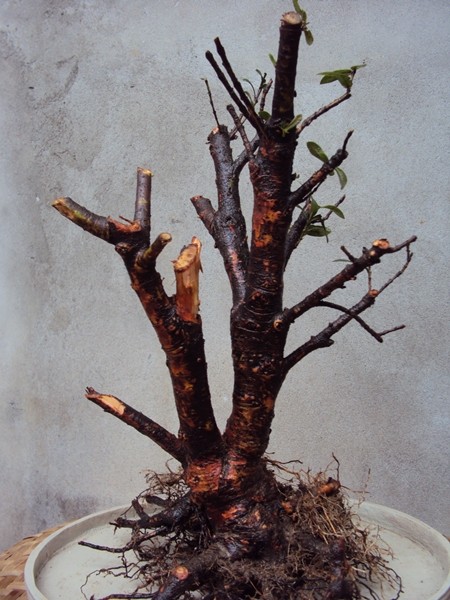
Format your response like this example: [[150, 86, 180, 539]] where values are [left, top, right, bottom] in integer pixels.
[[81, 462, 402, 600]]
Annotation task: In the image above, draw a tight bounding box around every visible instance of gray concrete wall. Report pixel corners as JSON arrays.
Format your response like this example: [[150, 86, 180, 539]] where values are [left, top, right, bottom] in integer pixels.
[[1, 0, 448, 551]]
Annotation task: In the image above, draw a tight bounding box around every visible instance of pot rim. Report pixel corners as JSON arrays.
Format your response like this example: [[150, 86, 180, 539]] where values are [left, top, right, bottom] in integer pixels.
[[25, 500, 450, 600]]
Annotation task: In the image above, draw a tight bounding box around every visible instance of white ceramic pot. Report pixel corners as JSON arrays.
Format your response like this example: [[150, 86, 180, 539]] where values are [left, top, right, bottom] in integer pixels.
[[25, 502, 450, 600]]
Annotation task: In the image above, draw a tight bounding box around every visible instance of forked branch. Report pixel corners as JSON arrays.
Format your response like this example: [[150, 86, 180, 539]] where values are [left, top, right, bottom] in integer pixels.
[[282, 236, 417, 376], [282, 236, 416, 325], [53, 170, 223, 463], [191, 125, 249, 306]]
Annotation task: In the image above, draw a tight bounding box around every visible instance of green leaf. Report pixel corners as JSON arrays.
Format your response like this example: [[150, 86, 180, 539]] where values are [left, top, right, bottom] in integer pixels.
[[319, 71, 353, 88], [289, 114, 303, 128], [280, 114, 303, 136], [323, 205, 345, 219], [334, 167, 347, 189], [244, 90, 254, 103], [269, 53, 277, 67], [305, 225, 331, 237], [304, 29, 314, 45], [309, 198, 320, 217], [293, 0, 307, 21], [242, 78, 256, 96], [318, 65, 365, 89], [351, 63, 366, 72], [336, 73, 353, 89], [319, 68, 353, 76], [319, 74, 340, 85], [307, 141, 328, 162], [258, 110, 271, 121]]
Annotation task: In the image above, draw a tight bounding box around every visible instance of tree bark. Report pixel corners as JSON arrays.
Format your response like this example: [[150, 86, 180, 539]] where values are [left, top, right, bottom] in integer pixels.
[[52, 10, 415, 599]]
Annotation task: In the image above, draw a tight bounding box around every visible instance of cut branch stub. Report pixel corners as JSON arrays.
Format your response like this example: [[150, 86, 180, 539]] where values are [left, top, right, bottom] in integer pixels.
[[134, 167, 152, 237], [271, 12, 302, 123], [173, 237, 202, 323], [52, 197, 110, 241], [85, 387, 185, 463]]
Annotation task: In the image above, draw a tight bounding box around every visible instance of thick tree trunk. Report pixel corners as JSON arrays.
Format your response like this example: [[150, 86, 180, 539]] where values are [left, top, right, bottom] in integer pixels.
[[52, 9, 415, 600]]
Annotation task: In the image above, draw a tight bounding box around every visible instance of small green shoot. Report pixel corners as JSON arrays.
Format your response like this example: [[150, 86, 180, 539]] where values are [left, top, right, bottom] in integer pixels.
[[307, 141, 348, 189], [280, 114, 303, 136], [318, 63, 366, 89], [259, 110, 271, 122], [292, 0, 314, 45], [300, 197, 345, 242], [307, 141, 328, 162], [334, 167, 347, 190]]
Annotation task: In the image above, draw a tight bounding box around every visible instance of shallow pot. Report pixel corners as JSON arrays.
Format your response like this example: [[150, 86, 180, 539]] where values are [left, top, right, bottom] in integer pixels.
[[25, 501, 450, 600]]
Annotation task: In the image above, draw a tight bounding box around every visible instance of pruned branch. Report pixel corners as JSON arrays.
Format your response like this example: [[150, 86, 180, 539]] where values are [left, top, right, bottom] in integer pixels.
[[137, 232, 172, 270], [134, 167, 152, 237], [173, 237, 202, 323], [191, 195, 215, 233], [281, 237, 417, 376], [85, 388, 185, 463], [281, 236, 417, 326], [52, 197, 110, 241], [54, 171, 225, 464], [271, 12, 303, 122]]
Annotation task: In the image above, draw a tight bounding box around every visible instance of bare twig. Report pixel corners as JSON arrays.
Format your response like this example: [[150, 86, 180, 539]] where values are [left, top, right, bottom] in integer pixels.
[[205, 50, 251, 122], [203, 78, 221, 128], [324, 195, 346, 220], [282, 237, 417, 375], [282, 292, 377, 374], [227, 104, 255, 161], [297, 89, 352, 135], [281, 236, 417, 325], [214, 37, 255, 113], [233, 134, 260, 175], [316, 300, 384, 342]]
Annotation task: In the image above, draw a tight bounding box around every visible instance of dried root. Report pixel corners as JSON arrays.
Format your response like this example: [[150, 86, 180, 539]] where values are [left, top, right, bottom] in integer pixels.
[[81, 463, 402, 600]]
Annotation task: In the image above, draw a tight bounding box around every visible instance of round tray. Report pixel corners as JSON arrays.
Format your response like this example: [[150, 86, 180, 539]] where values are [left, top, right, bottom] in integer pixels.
[[25, 502, 450, 600]]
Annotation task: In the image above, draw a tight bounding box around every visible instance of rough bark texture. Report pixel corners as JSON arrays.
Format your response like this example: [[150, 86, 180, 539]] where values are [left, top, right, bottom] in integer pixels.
[[53, 9, 415, 600]]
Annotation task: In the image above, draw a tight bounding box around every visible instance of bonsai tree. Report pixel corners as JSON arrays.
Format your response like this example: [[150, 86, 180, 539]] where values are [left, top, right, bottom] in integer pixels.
[[52, 5, 415, 599]]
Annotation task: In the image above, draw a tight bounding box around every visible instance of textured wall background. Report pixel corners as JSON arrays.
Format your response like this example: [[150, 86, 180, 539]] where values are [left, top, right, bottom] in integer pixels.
[[1, 0, 449, 551]]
